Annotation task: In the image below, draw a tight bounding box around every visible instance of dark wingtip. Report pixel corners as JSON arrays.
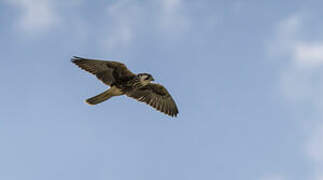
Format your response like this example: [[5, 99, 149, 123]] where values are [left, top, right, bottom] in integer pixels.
[[168, 111, 178, 118], [171, 108, 179, 118], [71, 56, 82, 63]]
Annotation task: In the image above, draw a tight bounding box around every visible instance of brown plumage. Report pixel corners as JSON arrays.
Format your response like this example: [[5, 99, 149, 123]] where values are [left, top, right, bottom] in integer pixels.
[[71, 56, 179, 117]]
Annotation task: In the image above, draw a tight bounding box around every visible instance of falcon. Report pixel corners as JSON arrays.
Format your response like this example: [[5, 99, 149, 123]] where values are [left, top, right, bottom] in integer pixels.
[[71, 56, 179, 117]]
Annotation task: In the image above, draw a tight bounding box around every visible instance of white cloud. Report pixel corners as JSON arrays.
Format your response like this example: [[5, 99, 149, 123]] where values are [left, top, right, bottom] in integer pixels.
[[103, 0, 140, 50], [308, 124, 323, 162], [6, 0, 59, 33], [269, 14, 323, 180], [307, 124, 323, 180], [270, 15, 323, 101], [270, 15, 323, 68], [159, 0, 189, 33], [268, 15, 301, 58], [101, 0, 191, 51], [294, 43, 323, 67], [277, 15, 300, 35]]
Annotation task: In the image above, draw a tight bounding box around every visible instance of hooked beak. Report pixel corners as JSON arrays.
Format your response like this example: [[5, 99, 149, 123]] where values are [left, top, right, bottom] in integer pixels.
[[151, 77, 155, 81]]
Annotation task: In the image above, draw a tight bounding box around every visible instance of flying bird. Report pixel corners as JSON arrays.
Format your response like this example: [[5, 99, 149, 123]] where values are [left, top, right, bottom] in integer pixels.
[[71, 56, 179, 117]]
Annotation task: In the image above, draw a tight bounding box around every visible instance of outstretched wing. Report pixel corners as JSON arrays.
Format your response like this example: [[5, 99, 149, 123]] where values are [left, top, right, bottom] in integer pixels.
[[126, 83, 179, 117], [71, 56, 135, 86]]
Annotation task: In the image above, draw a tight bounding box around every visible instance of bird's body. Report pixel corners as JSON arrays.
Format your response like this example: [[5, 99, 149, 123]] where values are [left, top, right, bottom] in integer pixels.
[[72, 56, 179, 117]]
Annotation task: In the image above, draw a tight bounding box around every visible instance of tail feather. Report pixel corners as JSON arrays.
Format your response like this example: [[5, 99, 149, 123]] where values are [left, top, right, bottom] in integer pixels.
[[86, 89, 113, 105]]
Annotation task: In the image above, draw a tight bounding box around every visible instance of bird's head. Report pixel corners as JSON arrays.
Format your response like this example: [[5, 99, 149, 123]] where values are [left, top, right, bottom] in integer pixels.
[[138, 73, 154, 85]]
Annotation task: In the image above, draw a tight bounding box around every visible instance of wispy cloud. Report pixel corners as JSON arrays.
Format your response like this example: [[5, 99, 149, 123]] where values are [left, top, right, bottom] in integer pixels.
[[307, 123, 323, 180], [308, 124, 323, 162], [6, 0, 60, 33], [103, 0, 141, 51], [270, 14, 323, 68], [159, 0, 189, 33], [101, 0, 191, 51], [268, 15, 301, 59], [294, 43, 323, 67], [269, 14, 323, 180], [269, 15, 323, 101]]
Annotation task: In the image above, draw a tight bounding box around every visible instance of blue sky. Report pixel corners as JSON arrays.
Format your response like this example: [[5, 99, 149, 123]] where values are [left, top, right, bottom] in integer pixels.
[[1, 0, 323, 180]]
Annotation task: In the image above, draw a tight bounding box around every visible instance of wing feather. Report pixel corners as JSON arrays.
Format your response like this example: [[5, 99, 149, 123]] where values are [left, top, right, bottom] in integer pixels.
[[71, 56, 135, 86], [126, 83, 179, 117]]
